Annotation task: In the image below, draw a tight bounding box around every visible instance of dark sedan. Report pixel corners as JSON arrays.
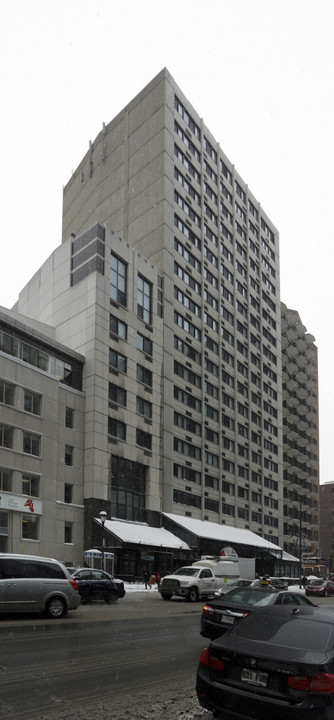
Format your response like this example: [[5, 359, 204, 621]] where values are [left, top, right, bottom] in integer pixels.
[[201, 586, 315, 640], [197, 605, 334, 720], [71, 568, 125, 604], [305, 579, 334, 597]]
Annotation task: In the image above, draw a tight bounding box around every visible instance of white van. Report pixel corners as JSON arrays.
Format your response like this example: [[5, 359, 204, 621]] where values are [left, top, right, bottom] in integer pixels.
[[0, 553, 80, 618]]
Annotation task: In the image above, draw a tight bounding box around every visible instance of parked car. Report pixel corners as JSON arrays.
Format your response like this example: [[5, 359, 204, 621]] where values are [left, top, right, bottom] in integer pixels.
[[71, 568, 125, 603], [0, 553, 80, 618], [305, 579, 334, 597], [269, 577, 289, 590], [197, 605, 334, 720], [201, 585, 316, 640], [214, 578, 259, 597]]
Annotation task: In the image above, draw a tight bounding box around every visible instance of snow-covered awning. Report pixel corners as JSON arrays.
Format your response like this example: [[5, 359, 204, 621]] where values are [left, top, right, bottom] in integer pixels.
[[162, 513, 282, 553], [94, 518, 191, 550], [282, 550, 300, 562]]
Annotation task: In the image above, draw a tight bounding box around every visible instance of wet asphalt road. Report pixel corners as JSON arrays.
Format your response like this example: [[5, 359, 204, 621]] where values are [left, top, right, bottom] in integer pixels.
[[0, 590, 206, 719]]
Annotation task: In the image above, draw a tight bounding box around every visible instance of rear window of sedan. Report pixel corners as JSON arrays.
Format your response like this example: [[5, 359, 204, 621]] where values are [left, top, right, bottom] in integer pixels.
[[225, 613, 334, 652], [221, 587, 276, 605]]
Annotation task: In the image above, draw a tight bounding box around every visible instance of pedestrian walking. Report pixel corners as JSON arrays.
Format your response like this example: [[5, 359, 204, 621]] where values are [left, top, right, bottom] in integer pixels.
[[143, 568, 151, 590]]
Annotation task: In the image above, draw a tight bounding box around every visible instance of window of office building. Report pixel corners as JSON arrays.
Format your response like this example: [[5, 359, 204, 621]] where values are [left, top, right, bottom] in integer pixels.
[[137, 332, 152, 356], [111, 456, 146, 522], [23, 432, 40, 456], [174, 437, 201, 460], [136, 429, 152, 450], [0, 380, 14, 406], [22, 514, 39, 540], [173, 489, 201, 508], [238, 507, 249, 521], [0, 467, 12, 492], [64, 483, 73, 503], [205, 498, 219, 513], [174, 463, 201, 485], [205, 403, 219, 422], [65, 445, 73, 466], [109, 349, 127, 373], [24, 390, 41, 415], [65, 407, 74, 428], [205, 427, 219, 444], [174, 385, 201, 412], [222, 502, 235, 517], [64, 523, 73, 544], [108, 418, 126, 441], [110, 314, 127, 340], [22, 473, 39, 497], [136, 396, 152, 419], [205, 474, 219, 490], [137, 364, 152, 387], [174, 335, 201, 364], [0, 424, 13, 449], [110, 253, 127, 306], [138, 275, 152, 324], [174, 412, 201, 436], [109, 382, 126, 407]]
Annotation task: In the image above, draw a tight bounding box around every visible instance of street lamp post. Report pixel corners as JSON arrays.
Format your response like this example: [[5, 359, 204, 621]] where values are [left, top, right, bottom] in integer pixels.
[[99, 510, 107, 571]]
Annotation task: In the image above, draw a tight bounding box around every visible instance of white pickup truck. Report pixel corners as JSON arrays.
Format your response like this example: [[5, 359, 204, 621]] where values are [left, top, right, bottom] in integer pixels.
[[158, 556, 241, 602]]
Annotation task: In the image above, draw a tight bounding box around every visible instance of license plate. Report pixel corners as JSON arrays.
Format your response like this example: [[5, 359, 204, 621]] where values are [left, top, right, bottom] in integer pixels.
[[220, 614, 234, 624], [241, 668, 268, 687]]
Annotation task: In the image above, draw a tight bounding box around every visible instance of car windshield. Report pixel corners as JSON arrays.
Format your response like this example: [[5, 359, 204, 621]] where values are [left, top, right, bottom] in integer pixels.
[[309, 579, 324, 586], [173, 567, 200, 577]]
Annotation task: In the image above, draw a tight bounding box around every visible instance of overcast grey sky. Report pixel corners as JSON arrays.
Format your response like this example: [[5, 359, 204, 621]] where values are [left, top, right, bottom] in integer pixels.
[[0, 0, 333, 482]]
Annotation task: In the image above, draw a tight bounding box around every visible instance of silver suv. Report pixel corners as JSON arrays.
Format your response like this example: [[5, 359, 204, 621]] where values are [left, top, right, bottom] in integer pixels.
[[0, 553, 80, 618]]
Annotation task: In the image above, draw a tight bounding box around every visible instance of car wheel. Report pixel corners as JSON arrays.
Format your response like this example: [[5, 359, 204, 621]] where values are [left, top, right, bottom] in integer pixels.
[[105, 591, 118, 604], [161, 593, 172, 600], [187, 587, 199, 603], [46, 596, 66, 618]]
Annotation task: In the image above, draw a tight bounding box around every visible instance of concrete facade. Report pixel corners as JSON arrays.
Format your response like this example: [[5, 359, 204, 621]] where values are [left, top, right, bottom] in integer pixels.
[[319, 483, 334, 571], [1, 69, 319, 563], [0, 309, 85, 563], [281, 304, 319, 558], [61, 68, 283, 545]]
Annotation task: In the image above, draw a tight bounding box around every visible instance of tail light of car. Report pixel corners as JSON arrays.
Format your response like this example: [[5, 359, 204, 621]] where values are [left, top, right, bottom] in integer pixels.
[[69, 579, 79, 592], [202, 604, 215, 617], [288, 672, 334, 693], [199, 648, 225, 671]]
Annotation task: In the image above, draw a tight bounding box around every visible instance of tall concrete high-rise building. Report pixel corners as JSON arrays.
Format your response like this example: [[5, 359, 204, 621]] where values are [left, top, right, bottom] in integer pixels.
[[3, 68, 321, 573], [56, 68, 283, 546], [281, 304, 319, 559]]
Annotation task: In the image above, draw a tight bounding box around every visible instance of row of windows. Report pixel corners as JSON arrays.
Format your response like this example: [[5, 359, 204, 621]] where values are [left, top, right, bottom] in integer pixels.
[[0, 330, 82, 390], [173, 429, 279, 472], [13, 514, 74, 543], [0, 468, 77, 506], [108, 418, 152, 450], [0, 381, 42, 416], [173, 489, 278, 522], [0, 424, 75, 465], [174, 109, 276, 253]]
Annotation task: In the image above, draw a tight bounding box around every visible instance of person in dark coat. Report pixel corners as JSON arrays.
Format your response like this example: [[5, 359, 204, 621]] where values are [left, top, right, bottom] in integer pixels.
[[143, 568, 151, 589]]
